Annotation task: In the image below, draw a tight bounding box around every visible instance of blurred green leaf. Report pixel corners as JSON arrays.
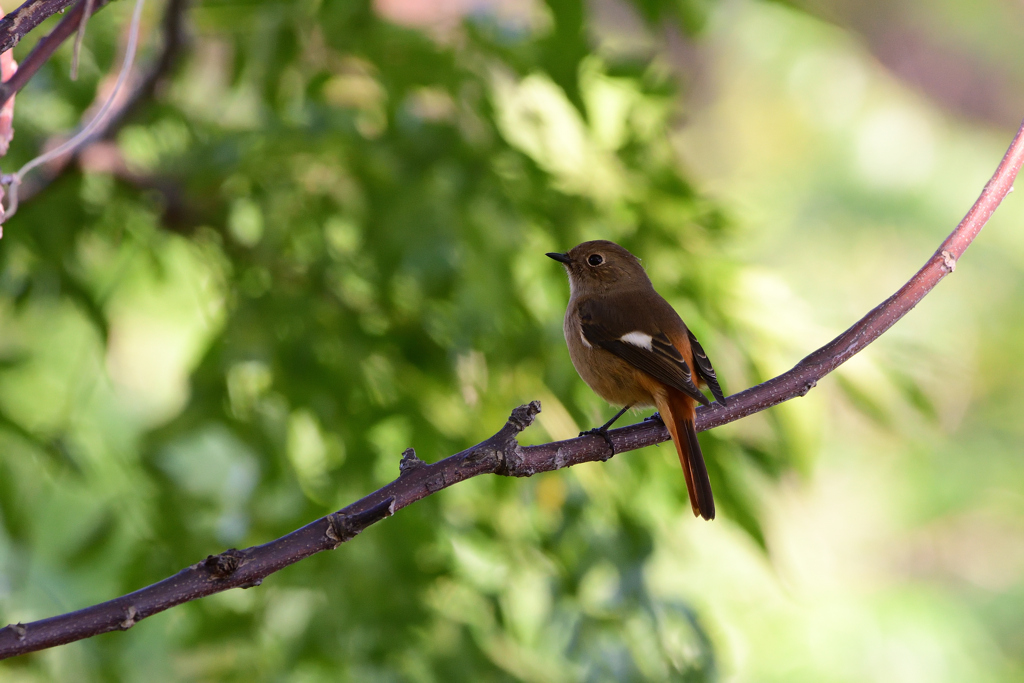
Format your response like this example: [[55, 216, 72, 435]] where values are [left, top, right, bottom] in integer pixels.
[[0, 0, 846, 679]]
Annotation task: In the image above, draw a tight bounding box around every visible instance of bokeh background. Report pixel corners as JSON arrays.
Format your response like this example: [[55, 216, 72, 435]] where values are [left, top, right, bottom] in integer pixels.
[[2, 0, 1024, 680]]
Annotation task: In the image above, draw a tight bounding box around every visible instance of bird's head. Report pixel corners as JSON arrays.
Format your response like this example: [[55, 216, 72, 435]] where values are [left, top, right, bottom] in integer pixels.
[[546, 240, 650, 295]]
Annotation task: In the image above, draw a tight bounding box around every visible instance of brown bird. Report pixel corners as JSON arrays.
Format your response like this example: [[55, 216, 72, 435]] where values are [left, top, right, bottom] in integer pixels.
[[547, 240, 726, 520]]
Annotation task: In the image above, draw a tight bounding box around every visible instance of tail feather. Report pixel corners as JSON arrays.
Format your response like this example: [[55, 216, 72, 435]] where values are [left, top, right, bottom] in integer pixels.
[[656, 389, 715, 520]]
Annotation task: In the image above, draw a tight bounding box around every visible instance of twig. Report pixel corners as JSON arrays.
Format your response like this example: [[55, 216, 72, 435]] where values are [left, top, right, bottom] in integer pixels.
[[70, 0, 96, 80], [0, 0, 81, 56], [0, 7, 16, 234], [0, 0, 146, 223], [0, 8, 16, 157], [0, 118, 1022, 660], [101, 0, 189, 131], [0, 0, 114, 112], [10, 0, 190, 209]]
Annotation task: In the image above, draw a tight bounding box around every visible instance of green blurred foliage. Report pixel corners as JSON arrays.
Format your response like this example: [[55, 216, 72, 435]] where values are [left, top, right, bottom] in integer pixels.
[[4, 0, 1022, 680], [0, 0, 794, 679]]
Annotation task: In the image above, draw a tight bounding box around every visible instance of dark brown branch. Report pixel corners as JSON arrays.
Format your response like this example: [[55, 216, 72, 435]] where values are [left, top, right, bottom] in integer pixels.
[[0, 0, 113, 111], [0, 0, 78, 56], [0, 403, 542, 658], [1, 118, 1023, 661]]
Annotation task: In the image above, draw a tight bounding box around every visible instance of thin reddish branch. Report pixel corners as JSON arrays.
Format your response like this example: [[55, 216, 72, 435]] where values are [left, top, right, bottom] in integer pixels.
[[0, 11, 16, 156], [1, 118, 1022, 660], [690, 118, 1024, 434]]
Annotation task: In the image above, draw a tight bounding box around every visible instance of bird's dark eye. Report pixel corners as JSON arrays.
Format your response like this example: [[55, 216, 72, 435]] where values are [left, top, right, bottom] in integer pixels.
[[588, 254, 603, 266]]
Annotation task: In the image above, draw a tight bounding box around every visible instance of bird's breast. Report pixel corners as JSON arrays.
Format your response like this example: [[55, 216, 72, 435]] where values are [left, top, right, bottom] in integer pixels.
[[564, 301, 657, 407]]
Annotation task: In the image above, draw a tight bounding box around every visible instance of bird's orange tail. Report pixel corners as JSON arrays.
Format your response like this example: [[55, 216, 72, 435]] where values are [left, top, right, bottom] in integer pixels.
[[656, 388, 715, 520]]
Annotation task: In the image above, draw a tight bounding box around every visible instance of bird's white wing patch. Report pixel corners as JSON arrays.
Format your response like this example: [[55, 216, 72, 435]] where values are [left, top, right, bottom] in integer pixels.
[[580, 330, 592, 348], [620, 331, 653, 350]]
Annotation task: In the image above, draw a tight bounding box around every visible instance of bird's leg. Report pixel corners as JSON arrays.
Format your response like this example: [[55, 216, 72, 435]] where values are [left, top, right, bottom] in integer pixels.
[[596, 404, 632, 432], [579, 404, 632, 454]]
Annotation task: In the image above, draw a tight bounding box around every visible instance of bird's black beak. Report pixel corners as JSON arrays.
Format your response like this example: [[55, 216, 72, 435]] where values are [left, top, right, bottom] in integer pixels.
[[546, 252, 572, 264]]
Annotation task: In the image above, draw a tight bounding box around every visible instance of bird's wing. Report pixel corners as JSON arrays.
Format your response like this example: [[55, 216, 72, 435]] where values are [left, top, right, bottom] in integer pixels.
[[578, 297, 710, 407], [687, 329, 726, 405]]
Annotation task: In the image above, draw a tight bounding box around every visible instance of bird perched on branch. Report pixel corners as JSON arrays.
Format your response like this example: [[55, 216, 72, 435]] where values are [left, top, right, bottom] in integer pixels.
[[547, 240, 727, 520]]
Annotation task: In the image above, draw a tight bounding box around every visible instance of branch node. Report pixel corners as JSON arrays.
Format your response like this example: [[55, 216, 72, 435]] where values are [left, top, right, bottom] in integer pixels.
[[554, 446, 569, 470], [325, 496, 395, 548], [119, 606, 137, 630], [799, 379, 817, 396], [508, 400, 541, 432], [940, 250, 957, 272], [493, 401, 542, 476], [239, 578, 263, 589], [424, 471, 447, 492], [6, 623, 26, 641], [458, 443, 500, 470], [399, 447, 425, 476], [202, 548, 247, 579]]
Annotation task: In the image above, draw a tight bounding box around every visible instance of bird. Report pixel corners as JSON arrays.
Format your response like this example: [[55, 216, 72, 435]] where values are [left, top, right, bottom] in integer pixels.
[[547, 240, 726, 520]]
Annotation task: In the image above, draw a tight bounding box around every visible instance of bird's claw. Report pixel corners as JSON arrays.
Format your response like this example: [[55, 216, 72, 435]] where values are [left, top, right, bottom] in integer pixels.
[[579, 427, 615, 455], [644, 412, 664, 425]]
